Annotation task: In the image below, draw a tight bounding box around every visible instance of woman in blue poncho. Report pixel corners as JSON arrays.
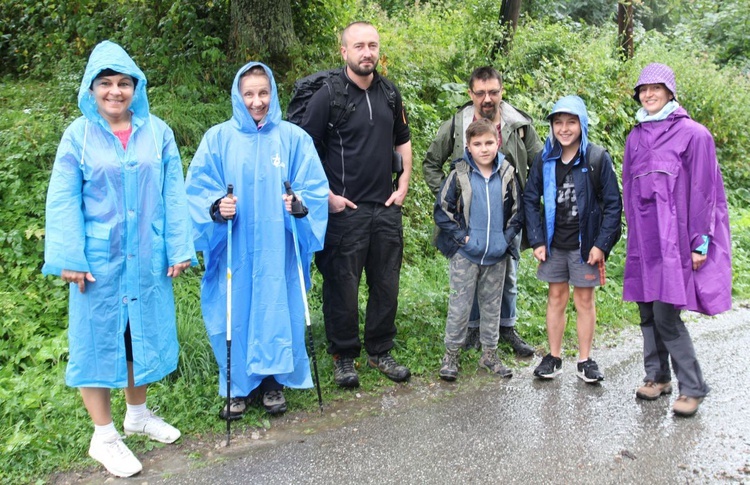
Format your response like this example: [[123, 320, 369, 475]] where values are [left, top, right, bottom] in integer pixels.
[[185, 63, 328, 419], [43, 41, 196, 477]]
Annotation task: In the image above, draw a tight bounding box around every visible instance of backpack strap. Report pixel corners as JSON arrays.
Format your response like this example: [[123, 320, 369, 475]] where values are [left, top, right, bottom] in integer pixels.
[[324, 73, 353, 131], [586, 144, 606, 199]]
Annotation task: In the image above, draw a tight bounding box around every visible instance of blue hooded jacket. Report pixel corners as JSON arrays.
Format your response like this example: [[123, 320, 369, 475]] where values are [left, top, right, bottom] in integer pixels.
[[523, 95, 622, 261], [434, 149, 523, 264], [43, 41, 197, 388], [185, 62, 329, 397]]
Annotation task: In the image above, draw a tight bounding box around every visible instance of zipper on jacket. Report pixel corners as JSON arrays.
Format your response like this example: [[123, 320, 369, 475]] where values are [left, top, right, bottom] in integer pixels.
[[335, 129, 346, 198], [480, 177, 491, 265], [365, 90, 373, 121]]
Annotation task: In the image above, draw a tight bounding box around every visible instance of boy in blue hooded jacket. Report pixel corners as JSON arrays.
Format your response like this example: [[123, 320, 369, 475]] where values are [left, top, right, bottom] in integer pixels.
[[524, 95, 622, 383], [434, 119, 524, 381]]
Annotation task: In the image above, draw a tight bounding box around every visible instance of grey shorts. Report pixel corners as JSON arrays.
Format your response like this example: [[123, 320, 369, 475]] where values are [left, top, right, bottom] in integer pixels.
[[536, 248, 600, 287]]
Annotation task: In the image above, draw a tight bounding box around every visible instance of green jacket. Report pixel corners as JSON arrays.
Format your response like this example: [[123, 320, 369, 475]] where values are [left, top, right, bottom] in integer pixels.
[[423, 101, 543, 196]]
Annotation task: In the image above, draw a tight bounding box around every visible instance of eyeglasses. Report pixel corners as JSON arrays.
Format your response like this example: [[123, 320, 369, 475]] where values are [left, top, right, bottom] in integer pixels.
[[471, 89, 501, 98]]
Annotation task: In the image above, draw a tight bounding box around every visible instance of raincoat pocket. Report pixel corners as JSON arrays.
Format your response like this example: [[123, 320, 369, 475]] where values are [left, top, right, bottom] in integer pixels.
[[84, 221, 111, 275], [151, 220, 168, 274]]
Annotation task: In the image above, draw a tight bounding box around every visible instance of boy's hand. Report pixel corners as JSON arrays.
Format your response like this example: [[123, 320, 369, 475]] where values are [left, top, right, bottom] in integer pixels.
[[587, 246, 605, 265], [533, 246, 546, 262]]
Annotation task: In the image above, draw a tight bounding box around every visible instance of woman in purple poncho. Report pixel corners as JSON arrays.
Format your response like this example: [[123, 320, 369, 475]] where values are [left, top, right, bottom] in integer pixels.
[[622, 63, 732, 417]]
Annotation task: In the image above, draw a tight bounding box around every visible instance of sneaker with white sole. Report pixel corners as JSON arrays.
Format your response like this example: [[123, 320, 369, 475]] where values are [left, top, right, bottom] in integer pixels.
[[576, 358, 604, 383], [534, 353, 563, 379], [88, 434, 142, 478], [123, 409, 181, 444]]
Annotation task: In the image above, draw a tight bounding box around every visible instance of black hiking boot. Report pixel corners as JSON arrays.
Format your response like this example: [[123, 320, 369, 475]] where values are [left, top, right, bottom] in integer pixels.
[[367, 352, 411, 382], [333, 355, 359, 388], [439, 349, 459, 381], [262, 389, 288, 415], [499, 326, 535, 357]]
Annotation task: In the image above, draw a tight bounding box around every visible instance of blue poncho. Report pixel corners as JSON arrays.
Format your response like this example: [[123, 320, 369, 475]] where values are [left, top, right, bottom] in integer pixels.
[[185, 62, 329, 397], [42, 40, 197, 388]]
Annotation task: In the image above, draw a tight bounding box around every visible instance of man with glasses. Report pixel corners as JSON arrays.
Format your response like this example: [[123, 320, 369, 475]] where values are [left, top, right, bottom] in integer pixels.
[[424, 66, 543, 358]]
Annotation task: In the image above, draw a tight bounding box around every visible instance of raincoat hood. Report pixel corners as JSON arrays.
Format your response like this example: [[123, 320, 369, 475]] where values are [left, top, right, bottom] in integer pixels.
[[541, 95, 589, 163], [231, 62, 282, 133], [78, 41, 149, 123]]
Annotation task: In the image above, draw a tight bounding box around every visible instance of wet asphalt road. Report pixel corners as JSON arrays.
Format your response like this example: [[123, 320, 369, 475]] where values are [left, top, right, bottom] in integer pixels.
[[73, 306, 750, 484]]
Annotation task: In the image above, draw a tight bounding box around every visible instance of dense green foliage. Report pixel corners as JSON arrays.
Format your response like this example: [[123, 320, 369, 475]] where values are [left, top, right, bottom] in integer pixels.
[[1, 1, 750, 482]]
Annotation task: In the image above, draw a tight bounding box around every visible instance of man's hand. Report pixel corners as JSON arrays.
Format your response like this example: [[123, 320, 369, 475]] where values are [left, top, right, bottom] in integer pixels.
[[533, 246, 546, 262], [329, 192, 357, 213], [692, 252, 707, 271], [587, 246, 605, 266], [385, 186, 407, 207], [167, 260, 192, 278], [61, 269, 96, 293]]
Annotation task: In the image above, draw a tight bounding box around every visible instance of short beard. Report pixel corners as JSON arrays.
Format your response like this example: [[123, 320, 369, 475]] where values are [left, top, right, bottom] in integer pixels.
[[478, 104, 497, 121], [347, 58, 378, 77]]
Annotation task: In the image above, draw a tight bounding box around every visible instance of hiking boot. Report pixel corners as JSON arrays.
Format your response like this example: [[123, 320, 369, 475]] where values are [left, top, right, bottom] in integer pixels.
[[534, 353, 562, 379], [673, 395, 704, 417], [478, 349, 513, 377], [262, 389, 287, 415], [333, 355, 359, 388], [367, 352, 411, 382], [219, 397, 249, 421], [439, 349, 459, 381], [636, 381, 673, 400], [123, 408, 181, 443], [498, 326, 535, 357], [89, 434, 142, 478], [576, 358, 604, 384], [463, 326, 481, 351]]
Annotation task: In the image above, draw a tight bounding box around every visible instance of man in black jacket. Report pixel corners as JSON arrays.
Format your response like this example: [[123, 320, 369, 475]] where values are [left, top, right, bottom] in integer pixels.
[[299, 21, 413, 388]]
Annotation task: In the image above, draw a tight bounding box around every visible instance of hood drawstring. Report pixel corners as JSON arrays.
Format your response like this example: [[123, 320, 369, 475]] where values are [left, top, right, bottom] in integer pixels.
[[149, 115, 162, 161], [79, 120, 89, 171]]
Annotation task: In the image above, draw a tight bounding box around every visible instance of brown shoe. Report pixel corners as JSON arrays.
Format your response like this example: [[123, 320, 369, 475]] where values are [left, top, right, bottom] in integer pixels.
[[636, 381, 673, 400], [672, 395, 704, 417]]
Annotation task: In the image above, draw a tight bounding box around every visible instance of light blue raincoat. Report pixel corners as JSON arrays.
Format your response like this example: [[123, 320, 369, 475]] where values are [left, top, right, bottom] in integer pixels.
[[42, 41, 196, 388], [185, 62, 329, 397]]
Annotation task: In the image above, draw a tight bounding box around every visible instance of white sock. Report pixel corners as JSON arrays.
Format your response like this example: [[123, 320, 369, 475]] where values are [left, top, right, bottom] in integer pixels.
[[125, 402, 148, 423], [93, 422, 119, 442]]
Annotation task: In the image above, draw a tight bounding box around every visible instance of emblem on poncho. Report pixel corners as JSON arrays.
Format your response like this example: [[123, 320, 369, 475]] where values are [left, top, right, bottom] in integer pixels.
[[272, 153, 284, 168]]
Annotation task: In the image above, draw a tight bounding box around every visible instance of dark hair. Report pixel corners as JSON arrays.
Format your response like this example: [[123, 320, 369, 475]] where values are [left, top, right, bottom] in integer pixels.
[[465, 118, 498, 142], [240, 65, 270, 81], [90, 68, 137, 89], [469, 66, 503, 91], [341, 21, 376, 46]]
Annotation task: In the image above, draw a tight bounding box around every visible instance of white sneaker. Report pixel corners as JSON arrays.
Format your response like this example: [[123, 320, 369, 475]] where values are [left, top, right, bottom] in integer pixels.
[[88, 434, 142, 477], [123, 409, 181, 444]]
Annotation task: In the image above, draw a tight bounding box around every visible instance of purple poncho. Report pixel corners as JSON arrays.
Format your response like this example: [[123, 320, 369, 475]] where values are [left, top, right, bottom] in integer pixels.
[[622, 107, 732, 316]]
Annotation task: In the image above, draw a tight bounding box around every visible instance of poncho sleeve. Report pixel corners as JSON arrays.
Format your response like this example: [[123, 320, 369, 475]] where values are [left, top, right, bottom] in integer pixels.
[[160, 121, 197, 267], [42, 122, 89, 276], [185, 126, 230, 254]]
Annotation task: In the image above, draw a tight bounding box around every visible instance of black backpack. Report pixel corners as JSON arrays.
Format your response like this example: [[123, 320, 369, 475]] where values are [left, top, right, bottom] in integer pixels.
[[286, 68, 399, 132]]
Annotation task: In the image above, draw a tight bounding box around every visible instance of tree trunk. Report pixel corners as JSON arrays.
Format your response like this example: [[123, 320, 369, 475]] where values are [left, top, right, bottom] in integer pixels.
[[618, 2, 634, 60], [492, 0, 522, 59], [230, 0, 298, 66]]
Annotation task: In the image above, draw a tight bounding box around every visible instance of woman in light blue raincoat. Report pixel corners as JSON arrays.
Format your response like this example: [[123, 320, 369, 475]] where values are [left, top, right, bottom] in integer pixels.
[[43, 41, 196, 478], [186, 62, 328, 418]]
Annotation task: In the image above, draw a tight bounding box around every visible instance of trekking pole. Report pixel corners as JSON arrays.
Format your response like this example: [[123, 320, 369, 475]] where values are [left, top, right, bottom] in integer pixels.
[[284, 181, 323, 412], [225, 184, 234, 445], [598, 260, 606, 286]]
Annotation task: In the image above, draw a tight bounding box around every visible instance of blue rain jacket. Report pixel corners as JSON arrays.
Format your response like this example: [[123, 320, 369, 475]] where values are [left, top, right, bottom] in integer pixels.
[[42, 41, 197, 388], [185, 62, 329, 397], [524, 95, 622, 261]]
